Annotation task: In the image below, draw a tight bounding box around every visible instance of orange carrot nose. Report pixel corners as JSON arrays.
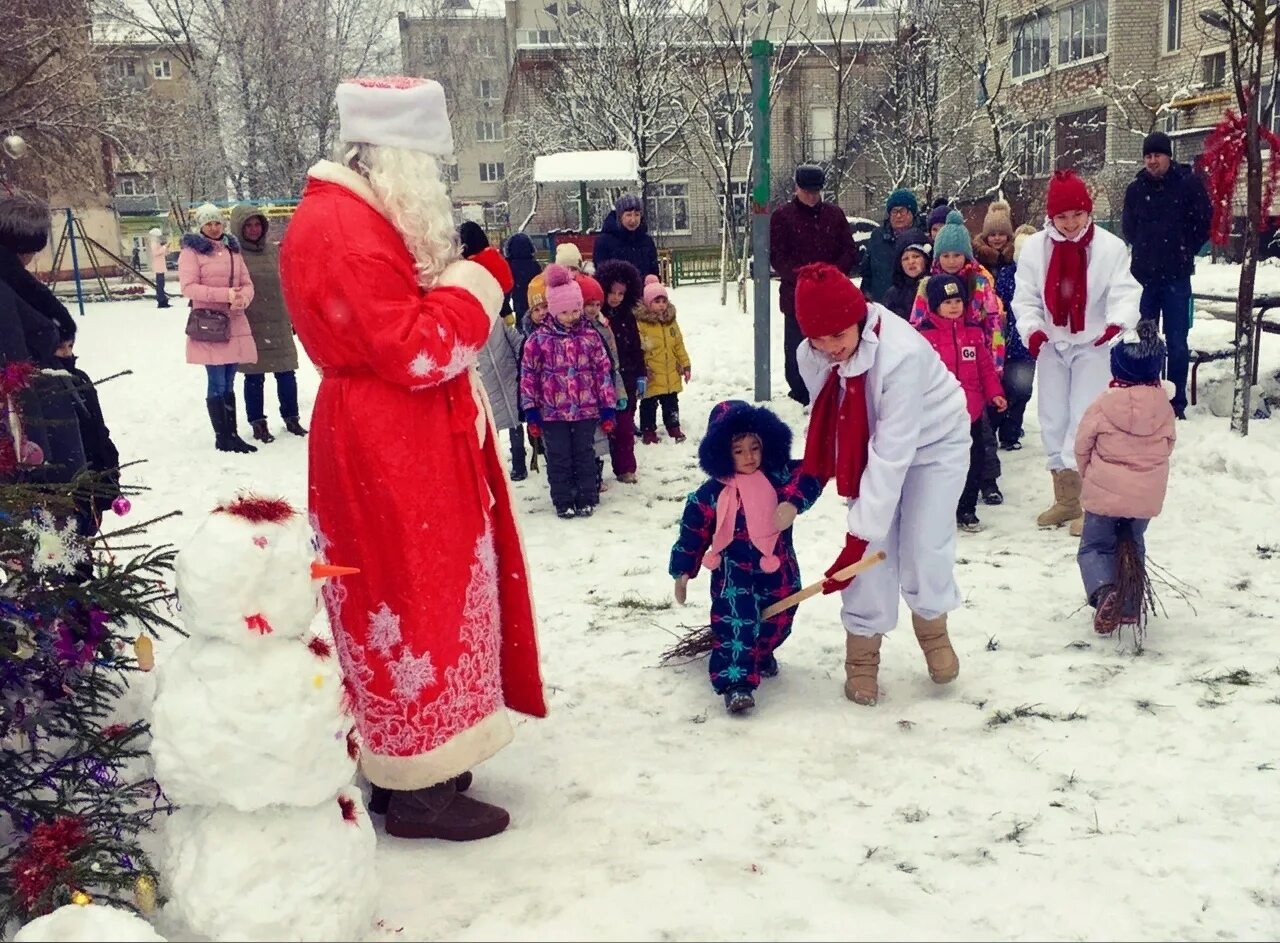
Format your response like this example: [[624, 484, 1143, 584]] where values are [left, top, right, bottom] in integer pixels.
[[311, 562, 360, 580]]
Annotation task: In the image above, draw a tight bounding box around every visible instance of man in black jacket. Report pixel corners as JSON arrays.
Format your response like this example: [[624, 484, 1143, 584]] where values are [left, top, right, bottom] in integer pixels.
[[1122, 131, 1212, 419], [769, 164, 859, 404]]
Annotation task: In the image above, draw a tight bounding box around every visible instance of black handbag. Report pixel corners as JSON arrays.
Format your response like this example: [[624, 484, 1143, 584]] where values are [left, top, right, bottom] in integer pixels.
[[184, 249, 238, 343]]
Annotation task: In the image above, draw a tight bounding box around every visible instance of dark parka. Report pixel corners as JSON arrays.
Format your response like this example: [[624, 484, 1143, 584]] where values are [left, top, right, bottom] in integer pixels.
[[593, 259, 647, 398], [1121, 162, 1213, 284], [881, 229, 931, 321], [592, 211, 660, 279], [769, 198, 859, 316], [231, 205, 299, 375], [859, 215, 922, 304], [504, 233, 542, 322]]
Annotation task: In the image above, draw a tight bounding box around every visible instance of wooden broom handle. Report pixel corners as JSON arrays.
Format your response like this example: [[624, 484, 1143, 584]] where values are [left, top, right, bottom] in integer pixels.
[[760, 550, 888, 620]]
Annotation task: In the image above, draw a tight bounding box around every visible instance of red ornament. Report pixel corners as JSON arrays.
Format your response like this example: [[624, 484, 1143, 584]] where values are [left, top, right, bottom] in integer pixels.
[[9, 818, 90, 911], [337, 794, 358, 823], [307, 636, 332, 658], [213, 495, 297, 524], [340, 676, 358, 714], [1200, 100, 1280, 246], [244, 614, 272, 635]]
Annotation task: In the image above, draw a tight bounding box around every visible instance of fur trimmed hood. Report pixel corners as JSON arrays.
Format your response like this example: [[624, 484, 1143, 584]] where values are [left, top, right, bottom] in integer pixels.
[[698, 400, 793, 481], [635, 300, 677, 325], [181, 232, 242, 254], [594, 258, 643, 315]]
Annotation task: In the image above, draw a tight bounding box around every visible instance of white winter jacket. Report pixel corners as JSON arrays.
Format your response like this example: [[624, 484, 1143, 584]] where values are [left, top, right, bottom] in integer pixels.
[[797, 304, 970, 543], [1013, 221, 1141, 349]]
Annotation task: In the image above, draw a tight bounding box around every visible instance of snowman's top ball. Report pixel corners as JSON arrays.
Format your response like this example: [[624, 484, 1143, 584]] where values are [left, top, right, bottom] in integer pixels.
[[175, 495, 323, 643], [14, 903, 167, 942]]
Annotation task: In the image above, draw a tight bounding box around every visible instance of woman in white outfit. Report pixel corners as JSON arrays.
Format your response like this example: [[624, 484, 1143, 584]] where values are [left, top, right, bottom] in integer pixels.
[[1012, 170, 1142, 536], [791, 262, 971, 707]]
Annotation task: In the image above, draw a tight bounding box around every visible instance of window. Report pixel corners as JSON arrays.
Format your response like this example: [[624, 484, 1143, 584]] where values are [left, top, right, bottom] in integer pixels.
[[1162, 111, 1181, 135], [517, 28, 560, 45], [1202, 52, 1227, 88], [479, 162, 505, 182], [713, 93, 750, 140], [1058, 0, 1108, 64], [808, 106, 834, 161], [475, 120, 504, 142], [724, 180, 749, 225], [646, 182, 690, 234], [484, 202, 509, 228], [1012, 120, 1053, 177], [421, 36, 449, 59], [1012, 13, 1050, 78], [109, 58, 138, 78], [1056, 106, 1107, 173], [151, 59, 172, 80], [1164, 0, 1181, 53], [476, 78, 496, 101], [444, 163, 460, 182], [115, 175, 153, 197], [472, 36, 497, 56]]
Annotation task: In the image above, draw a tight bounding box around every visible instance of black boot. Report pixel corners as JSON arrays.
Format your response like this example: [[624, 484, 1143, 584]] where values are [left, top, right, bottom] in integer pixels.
[[221, 392, 257, 453], [384, 780, 509, 841], [251, 419, 275, 443], [368, 773, 473, 815], [284, 417, 308, 437], [206, 396, 236, 452]]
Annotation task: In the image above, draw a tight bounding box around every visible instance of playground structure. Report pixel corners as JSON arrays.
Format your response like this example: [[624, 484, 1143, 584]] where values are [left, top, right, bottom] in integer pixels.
[[519, 150, 640, 235]]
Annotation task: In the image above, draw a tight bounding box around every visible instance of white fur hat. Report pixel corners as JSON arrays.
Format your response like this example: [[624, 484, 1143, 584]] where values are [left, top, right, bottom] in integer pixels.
[[554, 242, 582, 269], [193, 203, 224, 228], [336, 77, 454, 156]]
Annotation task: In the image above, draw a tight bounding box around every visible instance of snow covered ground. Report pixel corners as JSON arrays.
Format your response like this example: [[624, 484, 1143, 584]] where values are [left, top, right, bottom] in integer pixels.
[[79, 264, 1280, 941]]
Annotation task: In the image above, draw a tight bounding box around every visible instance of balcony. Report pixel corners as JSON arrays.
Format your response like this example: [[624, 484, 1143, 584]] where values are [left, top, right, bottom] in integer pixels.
[[114, 193, 161, 214]]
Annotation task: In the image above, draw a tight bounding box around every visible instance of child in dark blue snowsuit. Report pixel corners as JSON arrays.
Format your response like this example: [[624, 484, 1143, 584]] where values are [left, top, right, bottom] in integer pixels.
[[669, 400, 823, 714]]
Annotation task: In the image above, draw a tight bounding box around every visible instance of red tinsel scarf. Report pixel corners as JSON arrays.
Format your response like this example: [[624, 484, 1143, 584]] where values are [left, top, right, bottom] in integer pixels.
[[1200, 102, 1280, 247], [1044, 224, 1095, 334]]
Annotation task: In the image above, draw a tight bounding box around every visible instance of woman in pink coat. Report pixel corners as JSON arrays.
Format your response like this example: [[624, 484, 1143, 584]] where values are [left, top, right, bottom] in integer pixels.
[[1075, 320, 1176, 636], [178, 203, 258, 453]]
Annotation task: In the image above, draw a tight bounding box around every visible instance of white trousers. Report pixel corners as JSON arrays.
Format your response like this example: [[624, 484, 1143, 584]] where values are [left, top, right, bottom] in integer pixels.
[[1035, 341, 1112, 472], [840, 430, 970, 638]]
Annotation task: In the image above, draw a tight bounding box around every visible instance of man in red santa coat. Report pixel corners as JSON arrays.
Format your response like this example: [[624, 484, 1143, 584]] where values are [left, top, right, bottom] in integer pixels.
[[279, 77, 546, 841]]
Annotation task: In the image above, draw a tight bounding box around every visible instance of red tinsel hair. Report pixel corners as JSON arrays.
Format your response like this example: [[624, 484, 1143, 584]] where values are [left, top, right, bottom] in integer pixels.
[[213, 495, 297, 524], [338, 794, 358, 822], [308, 636, 333, 658]]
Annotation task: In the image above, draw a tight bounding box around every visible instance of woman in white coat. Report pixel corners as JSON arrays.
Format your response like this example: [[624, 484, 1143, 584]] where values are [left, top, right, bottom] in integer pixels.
[[792, 263, 971, 707], [1012, 170, 1141, 536]]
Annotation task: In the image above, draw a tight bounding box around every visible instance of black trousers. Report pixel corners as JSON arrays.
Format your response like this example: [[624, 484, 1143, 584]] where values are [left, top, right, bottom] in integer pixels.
[[783, 311, 809, 406], [639, 393, 680, 432], [542, 419, 599, 510], [978, 408, 1001, 487], [992, 358, 1034, 447], [958, 417, 989, 516]]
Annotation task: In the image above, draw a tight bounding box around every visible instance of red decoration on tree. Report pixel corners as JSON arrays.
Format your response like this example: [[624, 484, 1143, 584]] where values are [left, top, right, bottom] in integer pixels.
[[213, 496, 297, 524], [1200, 103, 1280, 247], [307, 636, 332, 658], [244, 614, 272, 635], [8, 818, 89, 909], [337, 795, 358, 823]]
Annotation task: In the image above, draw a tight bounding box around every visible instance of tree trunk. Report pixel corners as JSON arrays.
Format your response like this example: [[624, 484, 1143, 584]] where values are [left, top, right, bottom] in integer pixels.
[[1231, 114, 1261, 435]]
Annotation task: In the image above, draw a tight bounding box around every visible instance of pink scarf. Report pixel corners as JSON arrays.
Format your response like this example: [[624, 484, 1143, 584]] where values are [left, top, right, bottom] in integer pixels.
[[701, 471, 781, 574]]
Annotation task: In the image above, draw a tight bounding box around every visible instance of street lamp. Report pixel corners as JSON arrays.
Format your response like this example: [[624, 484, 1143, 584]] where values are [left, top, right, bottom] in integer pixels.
[[1198, 8, 1230, 31]]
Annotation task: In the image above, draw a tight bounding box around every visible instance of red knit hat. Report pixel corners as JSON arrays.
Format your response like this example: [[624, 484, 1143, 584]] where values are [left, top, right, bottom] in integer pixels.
[[794, 263, 868, 338], [1045, 170, 1093, 217], [577, 273, 604, 305]]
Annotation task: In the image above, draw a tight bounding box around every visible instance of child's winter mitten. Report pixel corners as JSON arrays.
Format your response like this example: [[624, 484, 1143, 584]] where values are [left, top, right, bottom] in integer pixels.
[[1027, 330, 1048, 360], [1093, 324, 1122, 347], [525, 408, 542, 439]]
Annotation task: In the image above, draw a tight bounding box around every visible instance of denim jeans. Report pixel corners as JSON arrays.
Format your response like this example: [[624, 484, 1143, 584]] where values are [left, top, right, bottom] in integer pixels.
[[205, 363, 238, 398], [1139, 278, 1192, 412], [243, 371, 299, 421], [1078, 512, 1149, 611]]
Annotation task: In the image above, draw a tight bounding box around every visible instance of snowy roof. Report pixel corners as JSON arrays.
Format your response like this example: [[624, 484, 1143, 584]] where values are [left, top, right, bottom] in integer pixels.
[[533, 151, 639, 187]]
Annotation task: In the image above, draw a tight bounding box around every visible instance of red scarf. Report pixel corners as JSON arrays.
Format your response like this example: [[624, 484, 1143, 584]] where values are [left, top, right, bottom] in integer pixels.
[[802, 369, 869, 499], [1044, 223, 1095, 334]]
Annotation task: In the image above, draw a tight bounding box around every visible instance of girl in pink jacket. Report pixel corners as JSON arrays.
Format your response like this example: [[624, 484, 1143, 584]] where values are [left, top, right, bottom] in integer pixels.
[[1074, 320, 1176, 637]]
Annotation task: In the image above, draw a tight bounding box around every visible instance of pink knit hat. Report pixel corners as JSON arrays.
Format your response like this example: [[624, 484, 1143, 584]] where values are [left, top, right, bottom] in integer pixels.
[[643, 274, 669, 306], [545, 263, 583, 318]]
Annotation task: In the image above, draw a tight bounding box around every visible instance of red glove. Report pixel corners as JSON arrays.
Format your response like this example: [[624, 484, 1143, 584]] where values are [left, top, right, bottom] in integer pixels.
[[469, 247, 514, 294], [1093, 324, 1122, 347], [1027, 330, 1048, 360], [601, 419, 616, 434], [527, 423, 542, 439], [822, 534, 870, 594]]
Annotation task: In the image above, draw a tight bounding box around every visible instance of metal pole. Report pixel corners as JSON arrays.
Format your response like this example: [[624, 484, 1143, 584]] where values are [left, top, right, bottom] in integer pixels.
[[750, 38, 773, 402], [578, 180, 590, 232], [65, 208, 86, 319]]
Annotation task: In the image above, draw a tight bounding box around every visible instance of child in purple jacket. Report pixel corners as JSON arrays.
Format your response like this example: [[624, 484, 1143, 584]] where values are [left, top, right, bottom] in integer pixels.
[[520, 264, 617, 519]]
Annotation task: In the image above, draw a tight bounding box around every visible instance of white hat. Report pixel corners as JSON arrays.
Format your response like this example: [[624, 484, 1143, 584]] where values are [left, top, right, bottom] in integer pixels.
[[193, 203, 224, 228], [336, 77, 454, 156], [554, 242, 582, 269], [149, 227, 163, 237]]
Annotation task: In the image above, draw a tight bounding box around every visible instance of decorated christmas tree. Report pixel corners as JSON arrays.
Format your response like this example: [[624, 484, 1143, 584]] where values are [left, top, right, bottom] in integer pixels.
[[0, 478, 178, 927]]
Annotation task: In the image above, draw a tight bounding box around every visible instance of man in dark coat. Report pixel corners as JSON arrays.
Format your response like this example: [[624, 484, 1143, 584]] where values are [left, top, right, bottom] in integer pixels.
[[504, 232, 543, 322], [591, 195, 659, 279], [769, 164, 859, 405], [859, 188, 923, 306], [1122, 131, 1212, 419]]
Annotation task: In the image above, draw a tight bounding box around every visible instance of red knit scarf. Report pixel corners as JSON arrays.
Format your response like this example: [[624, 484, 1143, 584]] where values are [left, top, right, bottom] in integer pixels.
[[1044, 223, 1095, 334], [802, 369, 869, 499]]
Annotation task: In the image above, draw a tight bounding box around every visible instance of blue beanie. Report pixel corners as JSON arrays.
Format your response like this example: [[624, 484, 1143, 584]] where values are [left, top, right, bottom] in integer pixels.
[[932, 210, 973, 261], [616, 194, 644, 215], [928, 204, 951, 229], [926, 274, 968, 313], [885, 189, 919, 217], [1110, 321, 1167, 384]]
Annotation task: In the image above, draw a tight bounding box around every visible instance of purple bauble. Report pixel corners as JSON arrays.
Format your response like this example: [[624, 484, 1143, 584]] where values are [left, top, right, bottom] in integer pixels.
[[112, 496, 132, 517]]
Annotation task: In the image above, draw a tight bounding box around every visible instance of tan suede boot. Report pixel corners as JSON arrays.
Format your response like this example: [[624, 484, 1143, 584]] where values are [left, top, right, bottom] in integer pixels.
[[912, 613, 959, 684], [1037, 469, 1082, 528], [844, 633, 882, 706]]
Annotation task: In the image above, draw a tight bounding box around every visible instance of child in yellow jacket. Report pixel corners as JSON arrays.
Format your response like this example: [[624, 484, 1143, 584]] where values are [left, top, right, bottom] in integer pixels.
[[636, 274, 691, 443]]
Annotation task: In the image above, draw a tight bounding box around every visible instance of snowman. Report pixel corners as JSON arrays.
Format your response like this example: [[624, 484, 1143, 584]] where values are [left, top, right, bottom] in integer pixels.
[[151, 495, 376, 942]]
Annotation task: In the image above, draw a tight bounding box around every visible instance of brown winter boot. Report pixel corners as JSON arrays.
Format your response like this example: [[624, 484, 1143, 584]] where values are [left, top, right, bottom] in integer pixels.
[[844, 633, 882, 706], [384, 780, 509, 841], [1069, 514, 1085, 537], [1037, 469, 1082, 528], [912, 612, 959, 684]]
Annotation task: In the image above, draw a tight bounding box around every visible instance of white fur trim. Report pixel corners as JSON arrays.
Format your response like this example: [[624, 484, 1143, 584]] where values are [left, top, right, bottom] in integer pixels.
[[437, 259, 504, 323], [306, 160, 389, 219], [336, 79, 454, 156], [361, 709, 512, 790], [1162, 379, 1176, 399]]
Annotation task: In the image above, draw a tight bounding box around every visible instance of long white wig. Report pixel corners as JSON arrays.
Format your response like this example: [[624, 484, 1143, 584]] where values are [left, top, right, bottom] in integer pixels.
[[343, 142, 460, 290]]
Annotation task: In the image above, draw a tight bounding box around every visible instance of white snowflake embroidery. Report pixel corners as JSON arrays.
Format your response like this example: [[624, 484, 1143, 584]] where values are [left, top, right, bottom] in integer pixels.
[[21, 510, 89, 575], [388, 648, 437, 699], [407, 344, 478, 385], [367, 603, 402, 655], [408, 350, 436, 378]]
